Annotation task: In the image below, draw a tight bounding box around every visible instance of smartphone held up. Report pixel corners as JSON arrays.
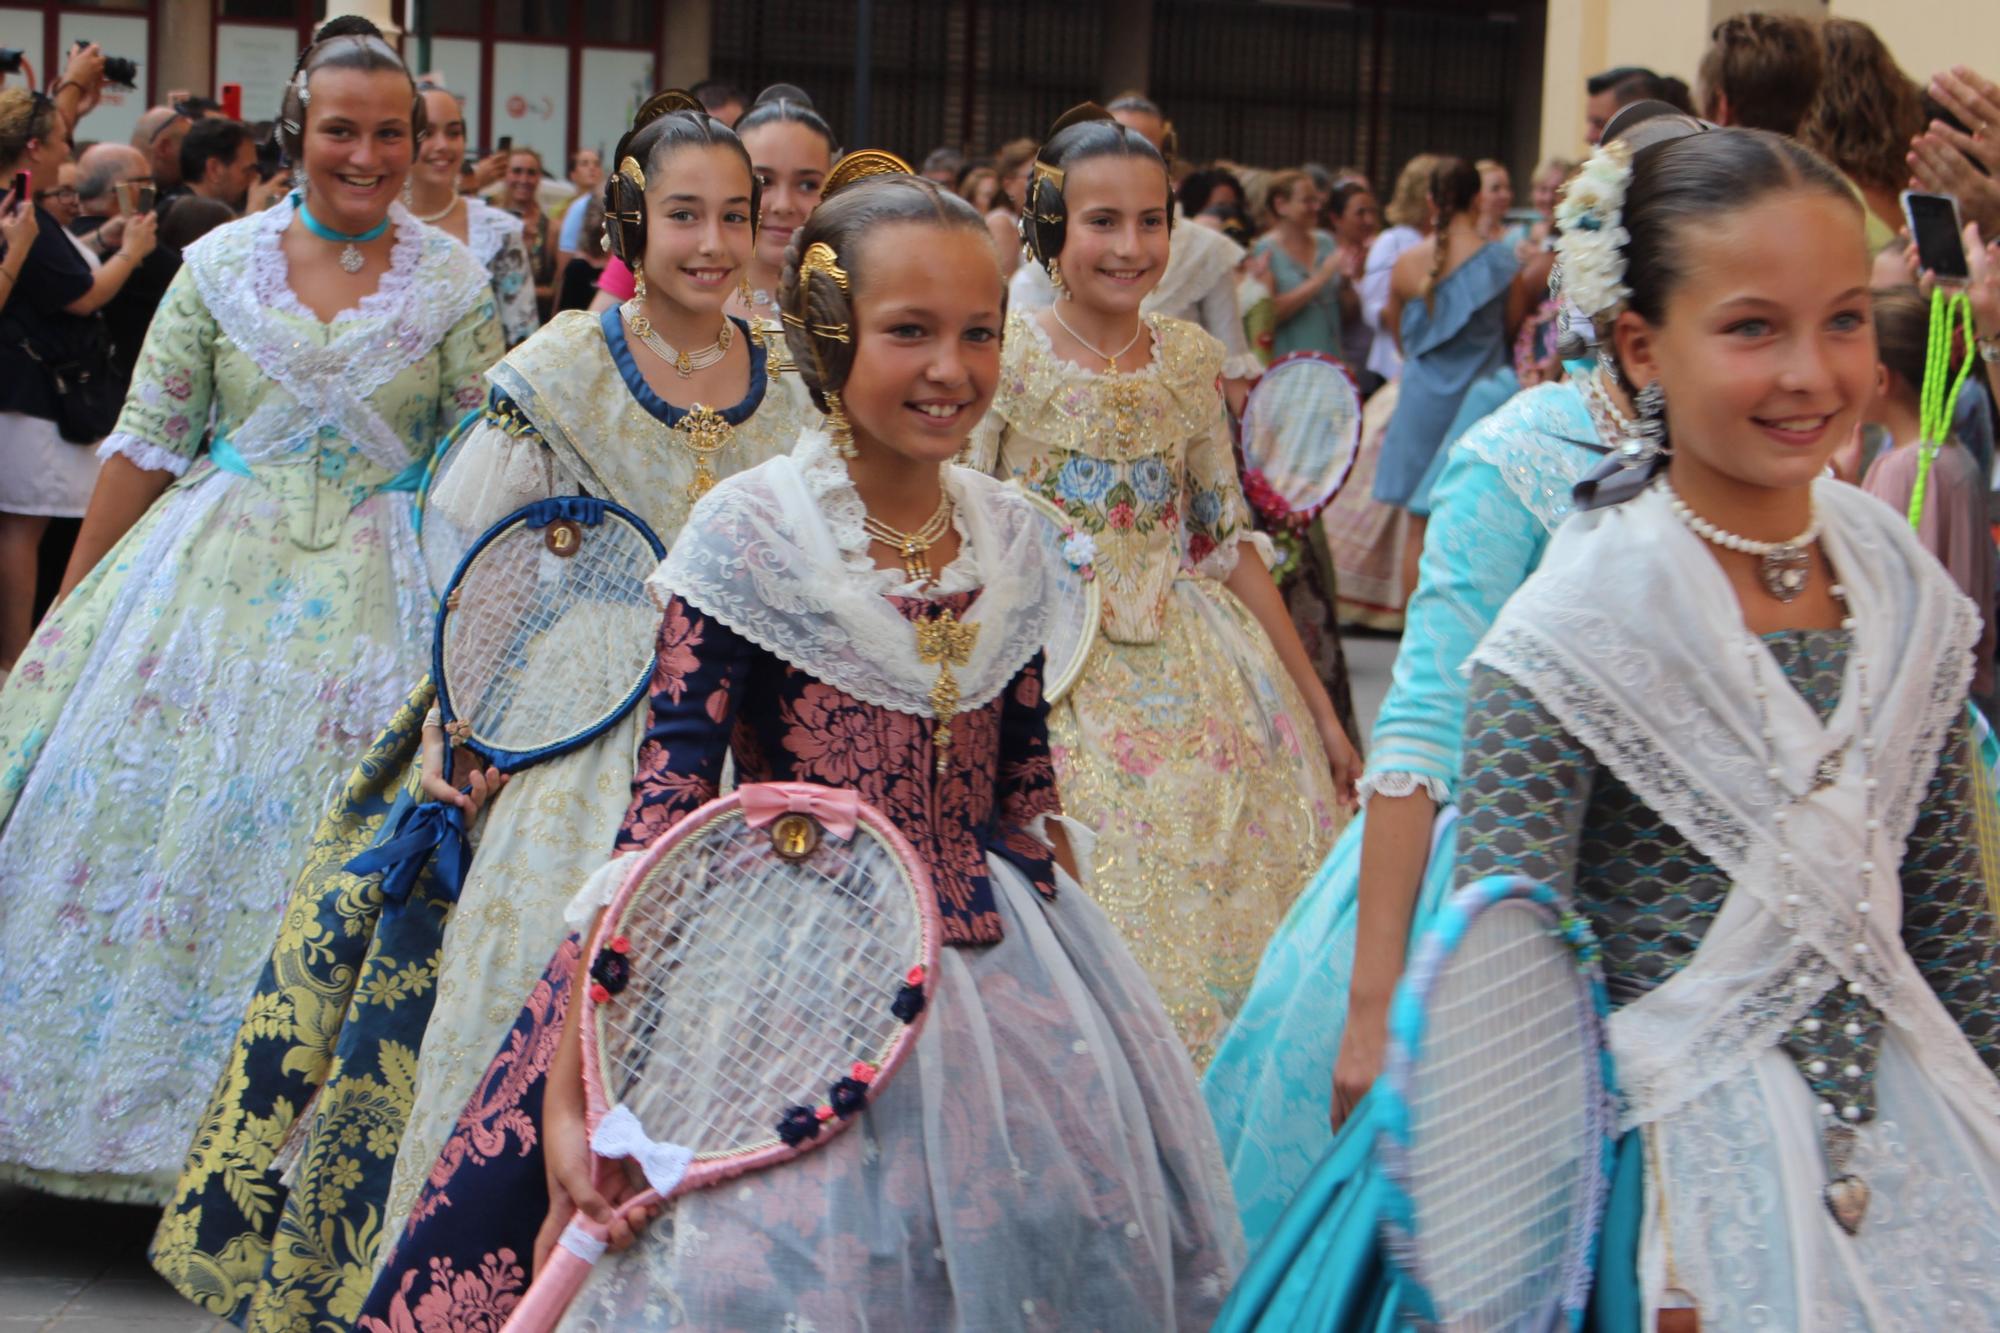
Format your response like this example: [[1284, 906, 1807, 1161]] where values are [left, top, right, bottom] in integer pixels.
[[1903, 190, 1972, 284]]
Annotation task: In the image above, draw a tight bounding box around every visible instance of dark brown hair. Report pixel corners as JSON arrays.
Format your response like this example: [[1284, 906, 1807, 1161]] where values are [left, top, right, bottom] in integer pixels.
[[1870, 284, 1932, 395], [276, 16, 424, 163], [1019, 105, 1170, 279], [1698, 12, 1824, 137]]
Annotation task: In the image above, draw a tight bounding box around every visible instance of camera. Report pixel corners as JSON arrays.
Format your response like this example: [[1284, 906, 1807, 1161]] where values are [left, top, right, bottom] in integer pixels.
[[0, 49, 24, 76], [75, 43, 139, 88]]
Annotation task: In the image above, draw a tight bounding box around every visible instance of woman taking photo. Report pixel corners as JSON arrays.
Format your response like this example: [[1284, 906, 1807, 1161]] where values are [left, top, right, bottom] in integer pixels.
[[0, 17, 502, 1206], [0, 88, 156, 681], [406, 84, 541, 345]]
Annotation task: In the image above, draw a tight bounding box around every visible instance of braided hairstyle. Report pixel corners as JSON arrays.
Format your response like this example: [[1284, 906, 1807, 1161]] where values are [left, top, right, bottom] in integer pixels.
[[276, 16, 424, 165], [602, 90, 758, 269], [1419, 156, 1482, 311], [779, 155, 986, 415], [1018, 102, 1171, 280]]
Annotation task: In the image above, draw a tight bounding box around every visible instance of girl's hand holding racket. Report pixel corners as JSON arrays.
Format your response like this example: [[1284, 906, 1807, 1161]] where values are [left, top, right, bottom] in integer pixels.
[[418, 721, 509, 818], [535, 1017, 657, 1270]]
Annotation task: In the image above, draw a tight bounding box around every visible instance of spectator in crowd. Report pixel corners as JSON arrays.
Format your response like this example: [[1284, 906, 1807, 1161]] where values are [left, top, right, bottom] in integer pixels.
[[1804, 16, 1928, 248], [67, 142, 174, 391], [131, 105, 192, 201], [1697, 10, 1825, 137], [1584, 65, 1666, 144], [178, 117, 256, 213], [1657, 74, 1697, 116], [155, 194, 233, 254], [986, 136, 1037, 278], [1327, 180, 1381, 387], [957, 164, 1000, 214], [501, 145, 556, 316], [553, 146, 603, 264], [920, 145, 964, 187], [691, 78, 747, 127], [1473, 158, 1512, 239], [1910, 65, 2000, 239], [1360, 152, 1438, 383], [556, 195, 606, 313], [35, 167, 79, 228], [1254, 168, 1353, 361], [0, 87, 157, 678], [44, 43, 107, 139], [0, 195, 35, 318]]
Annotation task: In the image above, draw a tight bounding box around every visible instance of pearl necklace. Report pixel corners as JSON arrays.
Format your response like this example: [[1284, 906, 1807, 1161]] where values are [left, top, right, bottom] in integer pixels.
[[1052, 304, 1145, 373], [625, 303, 734, 377], [1661, 478, 1819, 602], [1579, 367, 1636, 444], [1748, 585, 1879, 1233], [412, 193, 461, 226]]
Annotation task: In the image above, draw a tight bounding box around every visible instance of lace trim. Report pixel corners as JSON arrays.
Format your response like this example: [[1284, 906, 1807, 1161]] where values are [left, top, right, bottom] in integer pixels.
[[790, 430, 980, 595], [463, 198, 524, 268], [1192, 529, 1270, 582], [1356, 770, 1451, 807], [1455, 381, 1600, 533], [1219, 351, 1266, 382], [98, 432, 191, 477], [650, 430, 1052, 718], [999, 312, 1225, 458], [243, 196, 426, 327]]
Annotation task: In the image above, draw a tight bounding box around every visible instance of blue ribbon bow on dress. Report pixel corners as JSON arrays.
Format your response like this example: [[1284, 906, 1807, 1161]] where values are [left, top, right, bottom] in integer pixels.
[[345, 798, 470, 912]]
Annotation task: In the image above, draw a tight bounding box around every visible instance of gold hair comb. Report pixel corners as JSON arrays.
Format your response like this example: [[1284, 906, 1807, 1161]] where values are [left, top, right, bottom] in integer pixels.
[[822, 149, 914, 201]]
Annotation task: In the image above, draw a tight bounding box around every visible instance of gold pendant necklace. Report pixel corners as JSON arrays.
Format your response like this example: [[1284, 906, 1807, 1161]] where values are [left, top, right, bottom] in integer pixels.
[[675, 404, 734, 501], [862, 493, 955, 584], [626, 303, 734, 377], [1051, 304, 1145, 373], [916, 609, 980, 775]]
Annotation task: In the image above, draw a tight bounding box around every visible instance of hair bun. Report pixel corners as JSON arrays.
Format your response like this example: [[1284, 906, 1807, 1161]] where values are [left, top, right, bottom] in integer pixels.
[[823, 149, 912, 200], [754, 83, 814, 111]]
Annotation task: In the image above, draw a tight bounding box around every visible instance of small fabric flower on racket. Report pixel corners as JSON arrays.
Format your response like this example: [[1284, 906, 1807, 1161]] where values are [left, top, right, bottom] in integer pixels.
[[891, 964, 927, 1023], [1060, 529, 1098, 579], [777, 1104, 823, 1147], [829, 1075, 871, 1117], [589, 945, 631, 998]]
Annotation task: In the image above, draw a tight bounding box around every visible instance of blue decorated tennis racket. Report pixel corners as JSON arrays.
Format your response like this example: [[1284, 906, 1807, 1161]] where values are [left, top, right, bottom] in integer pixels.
[[1378, 875, 1618, 1331], [346, 497, 667, 903]]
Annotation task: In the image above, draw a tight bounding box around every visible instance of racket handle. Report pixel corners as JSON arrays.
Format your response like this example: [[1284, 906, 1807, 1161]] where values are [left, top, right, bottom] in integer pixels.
[[498, 1220, 605, 1333]]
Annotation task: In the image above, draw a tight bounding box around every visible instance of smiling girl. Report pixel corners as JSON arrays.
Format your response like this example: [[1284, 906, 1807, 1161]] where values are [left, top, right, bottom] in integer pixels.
[[149, 91, 813, 1325], [407, 83, 542, 346], [723, 83, 836, 321], [356, 155, 1242, 1333], [969, 106, 1359, 1068], [0, 16, 503, 1208]]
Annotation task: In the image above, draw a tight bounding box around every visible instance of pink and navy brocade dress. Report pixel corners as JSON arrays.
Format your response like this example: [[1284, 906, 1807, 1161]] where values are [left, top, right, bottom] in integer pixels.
[[357, 433, 1244, 1331]]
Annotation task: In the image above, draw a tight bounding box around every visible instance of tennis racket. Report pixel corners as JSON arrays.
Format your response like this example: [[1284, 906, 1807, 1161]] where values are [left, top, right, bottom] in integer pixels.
[[1377, 875, 1617, 1332], [345, 497, 666, 904], [500, 781, 941, 1332], [1238, 351, 1363, 527], [1015, 487, 1102, 704]]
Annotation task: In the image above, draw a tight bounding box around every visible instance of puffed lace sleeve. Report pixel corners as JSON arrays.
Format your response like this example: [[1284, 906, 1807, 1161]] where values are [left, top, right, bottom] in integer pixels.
[[97, 266, 216, 476], [419, 390, 574, 589]]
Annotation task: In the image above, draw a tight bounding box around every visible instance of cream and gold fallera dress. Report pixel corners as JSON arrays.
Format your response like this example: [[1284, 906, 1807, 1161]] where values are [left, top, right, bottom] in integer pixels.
[[151, 307, 813, 1329], [970, 312, 1342, 1066]]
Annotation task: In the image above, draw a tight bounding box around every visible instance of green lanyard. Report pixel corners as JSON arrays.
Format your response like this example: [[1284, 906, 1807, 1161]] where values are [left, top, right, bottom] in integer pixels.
[[1909, 285, 1978, 532]]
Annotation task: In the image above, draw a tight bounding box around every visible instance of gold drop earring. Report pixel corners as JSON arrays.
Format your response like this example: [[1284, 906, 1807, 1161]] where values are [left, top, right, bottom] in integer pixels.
[[825, 391, 857, 459], [1049, 258, 1068, 298], [629, 266, 652, 339], [739, 274, 754, 307]]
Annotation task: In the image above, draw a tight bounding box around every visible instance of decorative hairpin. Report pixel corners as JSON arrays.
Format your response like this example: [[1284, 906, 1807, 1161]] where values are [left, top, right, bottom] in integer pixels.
[[821, 149, 913, 201]]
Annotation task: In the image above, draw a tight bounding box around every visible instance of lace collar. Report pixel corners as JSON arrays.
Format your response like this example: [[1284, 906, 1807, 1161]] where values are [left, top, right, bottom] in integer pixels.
[[599, 305, 769, 429], [236, 194, 429, 327], [651, 428, 1051, 717]]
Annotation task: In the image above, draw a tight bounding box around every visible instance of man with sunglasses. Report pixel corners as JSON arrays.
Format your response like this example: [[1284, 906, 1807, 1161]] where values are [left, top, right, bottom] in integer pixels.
[[131, 100, 205, 205]]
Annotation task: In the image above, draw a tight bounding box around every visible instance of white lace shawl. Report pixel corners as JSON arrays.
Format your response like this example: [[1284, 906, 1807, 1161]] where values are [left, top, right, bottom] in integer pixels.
[[181, 196, 491, 473], [1473, 478, 2000, 1130], [650, 429, 1053, 717], [463, 197, 540, 346]]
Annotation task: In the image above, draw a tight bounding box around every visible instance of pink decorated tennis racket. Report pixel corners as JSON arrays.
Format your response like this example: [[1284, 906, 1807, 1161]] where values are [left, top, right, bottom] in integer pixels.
[[500, 781, 940, 1332]]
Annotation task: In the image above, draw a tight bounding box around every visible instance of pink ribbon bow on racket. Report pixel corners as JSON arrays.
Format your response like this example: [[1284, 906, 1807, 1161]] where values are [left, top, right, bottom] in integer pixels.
[[737, 783, 861, 840]]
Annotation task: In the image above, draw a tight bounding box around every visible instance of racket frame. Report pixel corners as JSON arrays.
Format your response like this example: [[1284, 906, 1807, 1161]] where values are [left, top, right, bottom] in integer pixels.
[[1238, 350, 1364, 522], [1013, 487, 1103, 705], [432, 495, 668, 773], [1376, 874, 1619, 1331]]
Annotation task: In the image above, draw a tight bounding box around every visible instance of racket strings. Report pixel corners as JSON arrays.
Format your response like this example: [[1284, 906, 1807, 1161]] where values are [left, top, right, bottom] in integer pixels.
[[1405, 910, 1595, 1326], [441, 518, 661, 755], [598, 817, 923, 1157]]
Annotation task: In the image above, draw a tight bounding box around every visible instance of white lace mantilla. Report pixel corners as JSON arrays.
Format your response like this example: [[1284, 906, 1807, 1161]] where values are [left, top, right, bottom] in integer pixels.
[[182, 197, 490, 474], [652, 429, 1052, 717], [1474, 479, 2000, 1131]]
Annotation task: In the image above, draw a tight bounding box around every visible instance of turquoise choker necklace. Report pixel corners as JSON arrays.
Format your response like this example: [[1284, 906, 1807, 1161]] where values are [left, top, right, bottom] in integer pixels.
[[293, 191, 392, 274]]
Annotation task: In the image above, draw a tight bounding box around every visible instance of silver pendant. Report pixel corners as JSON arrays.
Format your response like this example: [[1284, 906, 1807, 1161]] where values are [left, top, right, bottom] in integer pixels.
[[1760, 544, 1810, 602], [339, 243, 364, 274], [1823, 1173, 1871, 1234]]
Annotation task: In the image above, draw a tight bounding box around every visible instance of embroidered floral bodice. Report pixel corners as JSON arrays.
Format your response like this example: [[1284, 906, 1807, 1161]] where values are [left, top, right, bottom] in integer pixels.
[[968, 312, 1259, 644]]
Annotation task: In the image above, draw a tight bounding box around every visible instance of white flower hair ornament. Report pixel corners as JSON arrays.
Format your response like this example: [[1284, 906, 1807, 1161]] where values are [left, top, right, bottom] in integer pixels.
[[1552, 138, 1635, 323]]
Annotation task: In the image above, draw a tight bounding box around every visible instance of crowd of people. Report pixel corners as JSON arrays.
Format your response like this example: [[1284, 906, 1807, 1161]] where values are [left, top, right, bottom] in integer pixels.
[[1, 8, 1999, 1331]]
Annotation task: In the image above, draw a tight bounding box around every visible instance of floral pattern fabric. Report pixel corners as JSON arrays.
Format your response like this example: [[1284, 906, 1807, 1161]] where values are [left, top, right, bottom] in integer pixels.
[[0, 205, 499, 1207], [358, 589, 1243, 1331], [463, 198, 541, 349], [147, 308, 806, 1328], [970, 310, 1341, 1066]]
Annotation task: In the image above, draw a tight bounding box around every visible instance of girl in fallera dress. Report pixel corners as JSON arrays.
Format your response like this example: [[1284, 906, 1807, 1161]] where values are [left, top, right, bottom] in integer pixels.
[[0, 17, 503, 1207], [722, 83, 836, 323], [1216, 121, 2000, 1333], [150, 92, 812, 1327], [967, 106, 1359, 1067], [406, 84, 542, 347], [357, 158, 1243, 1332]]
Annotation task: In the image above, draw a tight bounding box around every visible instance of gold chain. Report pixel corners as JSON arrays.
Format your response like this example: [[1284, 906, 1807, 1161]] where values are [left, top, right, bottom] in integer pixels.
[[862, 494, 954, 584], [626, 303, 734, 377], [915, 609, 980, 774]]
